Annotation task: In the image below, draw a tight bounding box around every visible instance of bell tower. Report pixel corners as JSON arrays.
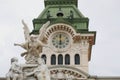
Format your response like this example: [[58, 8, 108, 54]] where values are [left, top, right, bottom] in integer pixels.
[[31, 0, 96, 79]]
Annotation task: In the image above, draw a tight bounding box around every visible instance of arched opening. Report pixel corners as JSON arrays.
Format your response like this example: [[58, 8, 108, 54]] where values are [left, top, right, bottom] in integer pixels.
[[51, 54, 56, 65], [58, 54, 63, 65], [75, 54, 80, 64], [65, 54, 70, 65], [41, 54, 46, 64]]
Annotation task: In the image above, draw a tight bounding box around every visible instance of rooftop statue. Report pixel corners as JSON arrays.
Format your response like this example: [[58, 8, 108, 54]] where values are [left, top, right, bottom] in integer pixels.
[[6, 57, 51, 80], [25, 58, 50, 80], [14, 20, 50, 64], [6, 57, 23, 80]]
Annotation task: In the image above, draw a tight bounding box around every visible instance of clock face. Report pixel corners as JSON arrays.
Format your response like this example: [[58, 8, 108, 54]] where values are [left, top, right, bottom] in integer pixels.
[[52, 33, 70, 49]]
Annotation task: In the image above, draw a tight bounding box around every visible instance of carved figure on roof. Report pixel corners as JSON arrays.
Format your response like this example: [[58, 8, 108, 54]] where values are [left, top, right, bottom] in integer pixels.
[[25, 58, 50, 80], [14, 20, 50, 64], [6, 57, 23, 80]]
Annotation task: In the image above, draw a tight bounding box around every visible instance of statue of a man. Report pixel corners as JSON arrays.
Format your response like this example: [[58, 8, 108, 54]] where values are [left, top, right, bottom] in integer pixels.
[[26, 58, 50, 80], [6, 57, 23, 80], [14, 20, 50, 64]]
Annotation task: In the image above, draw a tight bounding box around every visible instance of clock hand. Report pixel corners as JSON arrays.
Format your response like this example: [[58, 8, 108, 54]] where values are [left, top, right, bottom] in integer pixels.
[[59, 34, 62, 45], [60, 40, 62, 45]]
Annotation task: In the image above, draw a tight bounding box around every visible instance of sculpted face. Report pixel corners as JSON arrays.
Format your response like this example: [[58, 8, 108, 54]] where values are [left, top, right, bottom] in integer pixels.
[[30, 35, 37, 42]]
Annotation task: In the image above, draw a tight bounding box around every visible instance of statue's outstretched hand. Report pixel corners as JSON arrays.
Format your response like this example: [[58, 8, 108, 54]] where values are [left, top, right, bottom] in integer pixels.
[[14, 43, 19, 46]]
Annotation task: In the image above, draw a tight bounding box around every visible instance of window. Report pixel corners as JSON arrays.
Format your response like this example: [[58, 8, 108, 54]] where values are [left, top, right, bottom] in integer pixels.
[[51, 54, 56, 65], [65, 54, 70, 65], [75, 54, 80, 64], [41, 54, 46, 64], [58, 54, 63, 65]]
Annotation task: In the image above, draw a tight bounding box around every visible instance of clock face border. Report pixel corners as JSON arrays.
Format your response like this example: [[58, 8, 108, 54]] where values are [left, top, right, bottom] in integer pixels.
[[49, 31, 72, 53], [52, 32, 69, 49], [45, 23, 76, 53]]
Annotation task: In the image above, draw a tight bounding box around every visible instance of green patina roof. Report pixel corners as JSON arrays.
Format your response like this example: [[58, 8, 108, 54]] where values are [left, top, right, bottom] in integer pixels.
[[31, 0, 90, 34], [37, 5, 85, 19], [44, 0, 78, 7]]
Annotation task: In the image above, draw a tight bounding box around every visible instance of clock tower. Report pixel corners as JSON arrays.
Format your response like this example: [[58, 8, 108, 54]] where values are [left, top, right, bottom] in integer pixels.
[[31, 0, 96, 79]]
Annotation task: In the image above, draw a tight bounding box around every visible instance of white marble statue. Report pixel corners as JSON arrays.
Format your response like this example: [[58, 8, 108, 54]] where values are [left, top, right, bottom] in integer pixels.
[[14, 20, 50, 64], [6, 57, 23, 80], [26, 58, 50, 80]]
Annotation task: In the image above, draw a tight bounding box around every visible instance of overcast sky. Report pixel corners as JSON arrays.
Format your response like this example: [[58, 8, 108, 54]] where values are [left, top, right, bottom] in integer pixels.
[[0, 0, 120, 77]]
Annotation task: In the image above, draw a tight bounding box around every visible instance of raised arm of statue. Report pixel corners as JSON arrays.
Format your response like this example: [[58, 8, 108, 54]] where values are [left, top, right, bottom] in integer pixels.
[[14, 43, 24, 47], [14, 43, 28, 50]]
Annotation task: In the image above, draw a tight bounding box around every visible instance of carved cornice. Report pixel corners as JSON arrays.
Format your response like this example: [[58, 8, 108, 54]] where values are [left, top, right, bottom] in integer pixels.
[[73, 35, 95, 45], [49, 65, 89, 79]]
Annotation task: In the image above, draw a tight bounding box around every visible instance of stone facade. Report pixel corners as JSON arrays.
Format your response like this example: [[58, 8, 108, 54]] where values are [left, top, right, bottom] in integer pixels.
[[40, 23, 95, 73]]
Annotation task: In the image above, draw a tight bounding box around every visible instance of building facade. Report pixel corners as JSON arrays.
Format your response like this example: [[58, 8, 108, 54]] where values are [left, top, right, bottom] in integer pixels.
[[32, 0, 95, 79], [31, 0, 120, 80], [1, 0, 120, 80]]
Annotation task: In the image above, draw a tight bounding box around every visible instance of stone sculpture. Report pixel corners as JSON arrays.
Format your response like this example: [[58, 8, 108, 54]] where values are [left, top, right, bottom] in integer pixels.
[[6, 57, 23, 80], [14, 20, 50, 64], [6, 21, 51, 80], [25, 58, 50, 80]]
